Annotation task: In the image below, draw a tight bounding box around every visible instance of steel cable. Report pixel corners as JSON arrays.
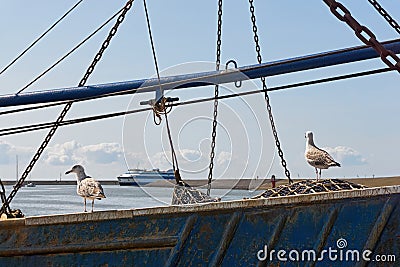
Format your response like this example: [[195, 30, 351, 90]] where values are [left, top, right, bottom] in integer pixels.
[[0, 0, 84, 76], [16, 5, 125, 95], [0, 67, 392, 137]]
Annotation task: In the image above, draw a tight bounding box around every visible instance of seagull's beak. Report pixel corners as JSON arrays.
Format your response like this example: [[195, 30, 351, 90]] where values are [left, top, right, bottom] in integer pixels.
[[65, 170, 72, 175]]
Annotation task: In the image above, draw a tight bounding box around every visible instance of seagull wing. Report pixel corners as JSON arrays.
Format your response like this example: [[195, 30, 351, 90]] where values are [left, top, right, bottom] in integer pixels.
[[318, 147, 340, 166], [306, 146, 340, 167], [78, 178, 106, 199]]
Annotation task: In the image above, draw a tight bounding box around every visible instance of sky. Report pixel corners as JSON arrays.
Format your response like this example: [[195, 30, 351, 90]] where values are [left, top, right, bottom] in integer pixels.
[[0, 0, 399, 182]]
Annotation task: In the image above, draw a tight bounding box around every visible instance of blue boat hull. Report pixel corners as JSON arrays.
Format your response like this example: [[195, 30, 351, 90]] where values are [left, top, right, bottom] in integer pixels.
[[0, 186, 398, 266]]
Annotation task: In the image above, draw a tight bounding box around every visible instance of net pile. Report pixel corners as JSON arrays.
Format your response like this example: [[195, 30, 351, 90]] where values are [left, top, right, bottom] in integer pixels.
[[252, 179, 367, 199], [172, 185, 221, 205]]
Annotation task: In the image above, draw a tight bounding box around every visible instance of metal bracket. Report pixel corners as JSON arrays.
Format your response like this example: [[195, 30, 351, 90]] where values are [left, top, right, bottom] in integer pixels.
[[140, 96, 179, 106]]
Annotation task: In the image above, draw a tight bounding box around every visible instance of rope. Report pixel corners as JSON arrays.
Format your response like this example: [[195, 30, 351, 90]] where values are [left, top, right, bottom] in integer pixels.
[[0, 0, 84, 76], [143, 0, 162, 93], [0, 67, 392, 137], [142, 0, 183, 185]]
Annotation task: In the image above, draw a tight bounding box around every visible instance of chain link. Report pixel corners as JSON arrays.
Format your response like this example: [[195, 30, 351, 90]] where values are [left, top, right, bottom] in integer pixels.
[[207, 0, 223, 196], [367, 0, 400, 35], [0, 0, 135, 215], [324, 0, 400, 72], [0, 179, 11, 216], [248, 0, 292, 184]]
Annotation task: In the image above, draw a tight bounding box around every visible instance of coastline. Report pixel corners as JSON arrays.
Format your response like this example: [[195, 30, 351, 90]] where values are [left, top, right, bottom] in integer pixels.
[[0, 180, 119, 186], [2, 176, 398, 189]]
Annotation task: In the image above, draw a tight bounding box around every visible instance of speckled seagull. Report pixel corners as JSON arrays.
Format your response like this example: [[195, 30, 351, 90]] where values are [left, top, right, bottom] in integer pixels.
[[305, 131, 341, 181], [65, 165, 106, 212]]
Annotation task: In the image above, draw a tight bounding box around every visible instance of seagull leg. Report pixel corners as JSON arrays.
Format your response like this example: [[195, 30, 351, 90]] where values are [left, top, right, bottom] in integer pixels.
[[91, 199, 94, 212], [319, 169, 322, 180], [315, 168, 319, 181], [84, 198, 87, 212]]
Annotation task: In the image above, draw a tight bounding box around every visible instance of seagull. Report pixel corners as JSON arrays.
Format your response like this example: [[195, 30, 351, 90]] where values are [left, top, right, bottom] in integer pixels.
[[65, 165, 106, 212], [305, 131, 341, 181]]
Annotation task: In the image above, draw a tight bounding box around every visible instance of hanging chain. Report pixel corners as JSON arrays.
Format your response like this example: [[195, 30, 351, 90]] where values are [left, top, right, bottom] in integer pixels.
[[323, 0, 400, 73], [0, 0, 135, 215], [248, 0, 292, 184], [367, 0, 400, 35], [79, 1, 134, 87], [0, 179, 11, 216], [207, 0, 223, 196]]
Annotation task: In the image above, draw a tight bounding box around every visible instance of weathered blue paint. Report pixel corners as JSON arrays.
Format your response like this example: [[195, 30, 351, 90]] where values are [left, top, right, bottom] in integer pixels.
[[0, 186, 398, 266], [0, 39, 399, 107]]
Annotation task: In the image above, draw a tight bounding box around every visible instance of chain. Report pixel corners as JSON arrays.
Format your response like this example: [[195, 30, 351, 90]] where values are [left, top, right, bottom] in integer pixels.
[[0, 0, 135, 215], [79, 1, 134, 86], [207, 0, 223, 196], [248, 0, 292, 184], [323, 0, 400, 73], [367, 0, 400, 35], [0, 179, 11, 216]]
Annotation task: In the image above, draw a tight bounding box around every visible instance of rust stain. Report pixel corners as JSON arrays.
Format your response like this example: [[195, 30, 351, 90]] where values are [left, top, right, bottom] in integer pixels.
[[0, 186, 397, 228]]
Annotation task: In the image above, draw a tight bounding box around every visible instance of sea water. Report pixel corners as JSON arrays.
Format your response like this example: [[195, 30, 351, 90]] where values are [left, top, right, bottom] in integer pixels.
[[4, 185, 261, 217]]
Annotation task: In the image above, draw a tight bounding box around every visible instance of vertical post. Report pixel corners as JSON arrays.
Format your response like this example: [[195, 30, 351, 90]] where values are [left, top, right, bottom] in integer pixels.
[[155, 87, 164, 104]]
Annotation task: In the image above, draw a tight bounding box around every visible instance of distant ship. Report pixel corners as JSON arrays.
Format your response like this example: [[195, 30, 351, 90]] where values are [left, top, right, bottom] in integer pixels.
[[117, 168, 175, 186]]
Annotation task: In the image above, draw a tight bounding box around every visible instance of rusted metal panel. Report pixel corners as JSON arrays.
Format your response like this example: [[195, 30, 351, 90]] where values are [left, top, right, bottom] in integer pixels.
[[0, 186, 399, 266]]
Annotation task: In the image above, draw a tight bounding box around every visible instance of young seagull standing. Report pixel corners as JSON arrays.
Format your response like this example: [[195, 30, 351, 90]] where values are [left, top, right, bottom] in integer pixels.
[[65, 165, 106, 212], [304, 131, 341, 181]]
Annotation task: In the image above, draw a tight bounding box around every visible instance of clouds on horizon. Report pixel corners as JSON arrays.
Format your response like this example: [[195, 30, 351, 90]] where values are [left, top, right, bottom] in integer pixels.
[[0, 139, 234, 174], [45, 140, 125, 166], [0, 139, 369, 179], [0, 140, 33, 165], [323, 146, 367, 166]]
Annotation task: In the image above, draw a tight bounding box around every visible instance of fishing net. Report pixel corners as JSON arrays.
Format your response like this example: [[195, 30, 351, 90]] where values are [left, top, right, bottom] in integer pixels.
[[171, 179, 367, 205], [172, 185, 220, 205], [252, 179, 367, 199], [0, 179, 24, 219]]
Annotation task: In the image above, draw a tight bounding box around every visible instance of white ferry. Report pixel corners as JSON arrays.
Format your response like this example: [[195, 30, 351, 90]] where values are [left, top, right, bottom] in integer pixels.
[[117, 168, 175, 186]]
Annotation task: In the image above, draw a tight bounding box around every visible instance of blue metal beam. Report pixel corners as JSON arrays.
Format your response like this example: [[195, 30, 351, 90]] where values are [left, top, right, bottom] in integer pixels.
[[1, 39, 399, 108]]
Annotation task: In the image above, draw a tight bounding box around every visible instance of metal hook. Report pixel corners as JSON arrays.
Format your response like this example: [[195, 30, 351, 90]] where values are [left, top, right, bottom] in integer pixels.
[[225, 59, 238, 69], [225, 59, 242, 88]]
